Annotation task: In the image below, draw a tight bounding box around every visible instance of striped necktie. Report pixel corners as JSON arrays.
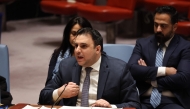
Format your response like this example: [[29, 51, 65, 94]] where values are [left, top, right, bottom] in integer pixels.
[[150, 44, 163, 108], [81, 67, 92, 107]]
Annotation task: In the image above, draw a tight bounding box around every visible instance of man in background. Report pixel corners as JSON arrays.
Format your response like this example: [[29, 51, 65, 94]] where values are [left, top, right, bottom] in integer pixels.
[[128, 5, 190, 109], [0, 76, 12, 105]]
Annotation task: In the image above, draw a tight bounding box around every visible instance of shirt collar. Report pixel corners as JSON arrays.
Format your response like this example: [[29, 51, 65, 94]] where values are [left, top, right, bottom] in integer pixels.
[[82, 56, 101, 72], [158, 35, 174, 47]]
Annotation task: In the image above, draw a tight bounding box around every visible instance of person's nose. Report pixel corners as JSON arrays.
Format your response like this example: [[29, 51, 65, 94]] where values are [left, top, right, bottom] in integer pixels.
[[156, 25, 162, 32], [75, 46, 81, 54]]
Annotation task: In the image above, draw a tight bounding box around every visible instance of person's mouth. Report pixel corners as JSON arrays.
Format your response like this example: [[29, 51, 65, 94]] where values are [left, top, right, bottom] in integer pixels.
[[76, 55, 84, 61]]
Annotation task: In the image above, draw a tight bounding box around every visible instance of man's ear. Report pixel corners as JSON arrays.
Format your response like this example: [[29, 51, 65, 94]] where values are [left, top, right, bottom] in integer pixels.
[[173, 23, 178, 32], [96, 45, 101, 53]]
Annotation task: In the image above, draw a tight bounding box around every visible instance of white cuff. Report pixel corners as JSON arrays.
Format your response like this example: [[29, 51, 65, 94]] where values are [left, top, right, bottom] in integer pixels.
[[53, 89, 60, 102], [157, 67, 166, 77]]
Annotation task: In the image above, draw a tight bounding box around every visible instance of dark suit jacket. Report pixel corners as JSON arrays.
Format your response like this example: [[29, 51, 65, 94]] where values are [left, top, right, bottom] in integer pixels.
[[128, 34, 190, 109], [45, 52, 58, 85], [0, 76, 13, 105], [45, 51, 60, 85], [39, 53, 141, 109]]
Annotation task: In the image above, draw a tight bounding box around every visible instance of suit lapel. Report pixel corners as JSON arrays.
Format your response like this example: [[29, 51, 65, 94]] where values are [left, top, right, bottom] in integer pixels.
[[163, 35, 179, 66], [97, 55, 109, 99], [71, 62, 82, 105], [72, 63, 82, 85], [149, 37, 158, 65]]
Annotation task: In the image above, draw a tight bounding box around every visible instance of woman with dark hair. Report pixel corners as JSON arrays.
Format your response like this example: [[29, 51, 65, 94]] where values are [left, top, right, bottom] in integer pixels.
[[45, 16, 92, 85]]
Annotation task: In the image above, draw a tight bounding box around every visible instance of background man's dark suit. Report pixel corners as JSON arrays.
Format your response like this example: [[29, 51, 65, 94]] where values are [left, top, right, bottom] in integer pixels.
[[0, 76, 13, 105], [128, 35, 190, 109], [39, 53, 141, 109]]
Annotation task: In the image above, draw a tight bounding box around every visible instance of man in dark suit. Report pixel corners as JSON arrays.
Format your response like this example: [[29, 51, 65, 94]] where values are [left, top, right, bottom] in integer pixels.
[[39, 28, 141, 109], [0, 76, 12, 105], [128, 6, 190, 109]]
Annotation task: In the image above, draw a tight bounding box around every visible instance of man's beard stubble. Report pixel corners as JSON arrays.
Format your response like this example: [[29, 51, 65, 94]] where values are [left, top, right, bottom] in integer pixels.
[[155, 31, 173, 44]]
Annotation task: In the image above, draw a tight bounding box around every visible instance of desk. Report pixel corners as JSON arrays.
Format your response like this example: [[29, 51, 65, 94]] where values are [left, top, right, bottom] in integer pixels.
[[9, 103, 135, 109]]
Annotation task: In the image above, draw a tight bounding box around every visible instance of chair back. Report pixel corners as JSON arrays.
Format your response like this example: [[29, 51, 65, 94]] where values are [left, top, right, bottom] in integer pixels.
[[0, 44, 10, 91], [188, 8, 190, 19], [103, 44, 134, 63], [77, 0, 95, 4], [107, 0, 136, 11]]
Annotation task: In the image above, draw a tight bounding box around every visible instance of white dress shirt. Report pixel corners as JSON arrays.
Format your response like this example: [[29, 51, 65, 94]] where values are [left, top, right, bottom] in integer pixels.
[[76, 56, 101, 106]]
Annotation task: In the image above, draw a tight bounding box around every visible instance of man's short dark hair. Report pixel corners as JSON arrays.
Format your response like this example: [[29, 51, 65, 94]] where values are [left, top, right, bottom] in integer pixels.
[[76, 27, 103, 52], [154, 5, 178, 24]]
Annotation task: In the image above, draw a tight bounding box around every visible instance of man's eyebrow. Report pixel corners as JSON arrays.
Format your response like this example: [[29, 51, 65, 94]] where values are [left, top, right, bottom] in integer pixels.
[[80, 43, 87, 45], [74, 42, 87, 45]]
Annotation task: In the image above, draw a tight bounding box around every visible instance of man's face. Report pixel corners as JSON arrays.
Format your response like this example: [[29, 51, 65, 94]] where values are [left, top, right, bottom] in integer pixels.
[[154, 13, 177, 44], [74, 34, 101, 67]]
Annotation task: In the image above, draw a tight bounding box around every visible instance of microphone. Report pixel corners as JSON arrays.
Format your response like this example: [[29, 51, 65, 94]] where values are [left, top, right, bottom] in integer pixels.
[[51, 84, 68, 109]]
